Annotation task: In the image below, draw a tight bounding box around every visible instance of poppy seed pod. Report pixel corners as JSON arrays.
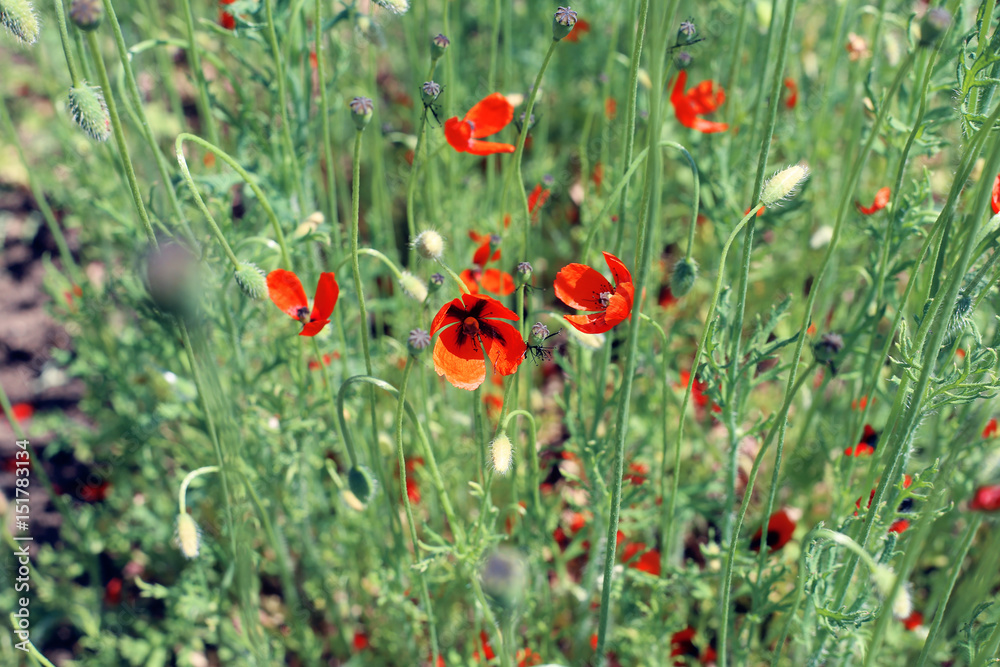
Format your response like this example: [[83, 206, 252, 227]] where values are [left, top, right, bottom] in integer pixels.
[[552, 6, 578, 41], [69, 0, 102, 30], [420, 81, 441, 105], [0, 0, 38, 44], [399, 270, 428, 303], [670, 257, 698, 298], [430, 33, 449, 60], [349, 96, 374, 131], [407, 328, 431, 354], [531, 321, 549, 342], [678, 19, 697, 42], [491, 432, 513, 475], [235, 262, 267, 300], [176, 513, 200, 559], [412, 230, 445, 260], [348, 466, 377, 505], [761, 164, 810, 206], [517, 261, 533, 286], [428, 272, 445, 293], [67, 85, 111, 142]]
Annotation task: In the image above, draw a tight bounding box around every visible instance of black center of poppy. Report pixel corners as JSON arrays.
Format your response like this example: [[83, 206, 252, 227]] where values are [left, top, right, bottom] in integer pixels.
[[463, 317, 480, 336]]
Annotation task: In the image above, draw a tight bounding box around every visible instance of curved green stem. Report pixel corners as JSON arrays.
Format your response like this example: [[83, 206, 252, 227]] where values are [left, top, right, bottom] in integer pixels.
[[178, 465, 219, 514]]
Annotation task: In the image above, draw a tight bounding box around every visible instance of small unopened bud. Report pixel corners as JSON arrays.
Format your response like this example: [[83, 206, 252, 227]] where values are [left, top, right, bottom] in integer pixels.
[[429, 272, 445, 292], [373, 0, 408, 14], [430, 33, 450, 60], [68, 84, 111, 142], [0, 0, 38, 44], [399, 270, 428, 303], [408, 328, 431, 354], [531, 322, 549, 342], [69, 0, 102, 31], [761, 164, 810, 206], [176, 513, 200, 559], [347, 466, 376, 505], [421, 81, 441, 105], [813, 333, 843, 365], [674, 51, 693, 70], [490, 432, 513, 475], [412, 229, 445, 260], [349, 96, 374, 130], [670, 257, 698, 298], [235, 262, 267, 300], [918, 8, 951, 47], [552, 6, 578, 41], [517, 261, 533, 285]]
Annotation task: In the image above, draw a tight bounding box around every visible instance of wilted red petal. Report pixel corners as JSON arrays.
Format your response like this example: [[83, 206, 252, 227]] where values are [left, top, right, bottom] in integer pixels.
[[564, 17, 590, 42], [463, 93, 513, 138], [554, 263, 613, 311], [309, 272, 339, 323], [856, 187, 891, 215], [267, 270, 309, 319], [784, 77, 798, 109]]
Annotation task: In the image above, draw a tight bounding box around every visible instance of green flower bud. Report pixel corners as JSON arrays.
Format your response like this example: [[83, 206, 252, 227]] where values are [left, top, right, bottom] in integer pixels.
[[349, 96, 373, 131], [670, 257, 698, 298], [347, 466, 376, 506], [234, 262, 267, 300], [68, 84, 111, 142], [69, 0, 102, 31], [430, 33, 449, 60], [0, 0, 39, 45]]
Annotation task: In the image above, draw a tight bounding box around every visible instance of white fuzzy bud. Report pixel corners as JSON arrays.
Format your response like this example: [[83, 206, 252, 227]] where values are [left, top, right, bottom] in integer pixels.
[[761, 164, 810, 207]]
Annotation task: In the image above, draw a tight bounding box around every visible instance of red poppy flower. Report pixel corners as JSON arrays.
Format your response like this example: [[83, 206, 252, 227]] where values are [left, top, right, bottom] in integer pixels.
[[5, 402, 34, 424], [267, 270, 339, 337], [983, 418, 998, 439], [671, 627, 715, 666], [430, 293, 526, 390], [564, 17, 590, 42], [676, 370, 708, 408], [856, 187, 890, 215], [80, 480, 111, 502], [352, 631, 370, 651], [460, 267, 516, 296], [554, 251, 634, 334], [901, 611, 924, 631], [516, 648, 543, 666], [852, 395, 874, 410], [783, 77, 798, 109], [624, 462, 649, 485], [621, 542, 661, 575], [219, 0, 236, 29], [970, 484, 1000, 512], [670, 70, 729, 134], [444, 93, 515, 156], [750, 508, 796, 552], [889, 519, 910, 533], [469, 230, 501, 266], [992, 174, 1000, 215], [528, 184, 551, 221], [104, 577, 122, 606], [844, 424, 879, 457]]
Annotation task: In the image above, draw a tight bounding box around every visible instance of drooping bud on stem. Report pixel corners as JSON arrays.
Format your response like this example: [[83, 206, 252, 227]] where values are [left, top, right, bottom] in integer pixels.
[[761, 164, 810, 207], [399, 270, 428, 303], [412, 230, 445, 260], [176, 513, 201, 559], [0, 0, 37, 44], [68, 85, 111, 142], [235, 262, 267, 300], [490, 432, 514, 475], [671, 258, 698, 298]]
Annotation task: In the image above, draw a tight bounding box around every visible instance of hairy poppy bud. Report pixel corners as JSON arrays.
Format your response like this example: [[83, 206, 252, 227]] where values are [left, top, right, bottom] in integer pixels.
[[68, 85, 111, 141], [517, 261, 533, 286], [407, 328, 431, 354], [480, 547, 527, 614], [917, 8, 950, 47], [761, 164, 810, 206], [490, 432, 513, 475], [412, 230, 445, 260], [0, 0, 38, 44], [420, 81, 441, 105], [349, 96, 374, 131], [348, 465, 376, 505], [552, 6, 578, 41], [430, 33, 449, 60], [176, 513, 200, 559], [69, 0, 102, 30], [399, 270, 428, 303], [235, 262, 267, 300], [671, 257, 698, 297]]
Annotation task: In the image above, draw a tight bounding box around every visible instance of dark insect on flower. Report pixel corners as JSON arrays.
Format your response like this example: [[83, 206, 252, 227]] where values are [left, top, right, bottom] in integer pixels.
[[523, 329, 561, 364]]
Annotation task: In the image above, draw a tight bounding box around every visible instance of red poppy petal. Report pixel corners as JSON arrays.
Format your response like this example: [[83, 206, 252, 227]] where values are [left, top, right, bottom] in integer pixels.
[[564, 312, 612, 334], [602, 251, 632, 286], [670, 71, 688, 107], [300, 319, 330, 336], [459, 269, 480, 294], [686, 116, 730, 134], [444, 117, 473, 152], [480, 269, 515, 296], [310, 272, 339, 323], [463, 93, 513, 138], [467, 139, 516, 156], [465, 293, 519, 321], [431, 297, 466, 335], [687, 80, 724, 114], [604, 283, 634, 327], [267, 269, 309, 318], [433, 327, 486, 390], [484, 320, 526, 376], [554, 263, 613, 311], [992, 174, 1000, 215], [472, 241, 493, 267]]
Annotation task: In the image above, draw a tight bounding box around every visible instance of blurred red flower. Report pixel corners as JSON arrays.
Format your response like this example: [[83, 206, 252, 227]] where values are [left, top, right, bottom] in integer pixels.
[[971, 485, 1000, 512], [444, 93, 515, 155], [670, 71, 729, 133], [750, 508, 796, 552], [856, 187, 890, 215]]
